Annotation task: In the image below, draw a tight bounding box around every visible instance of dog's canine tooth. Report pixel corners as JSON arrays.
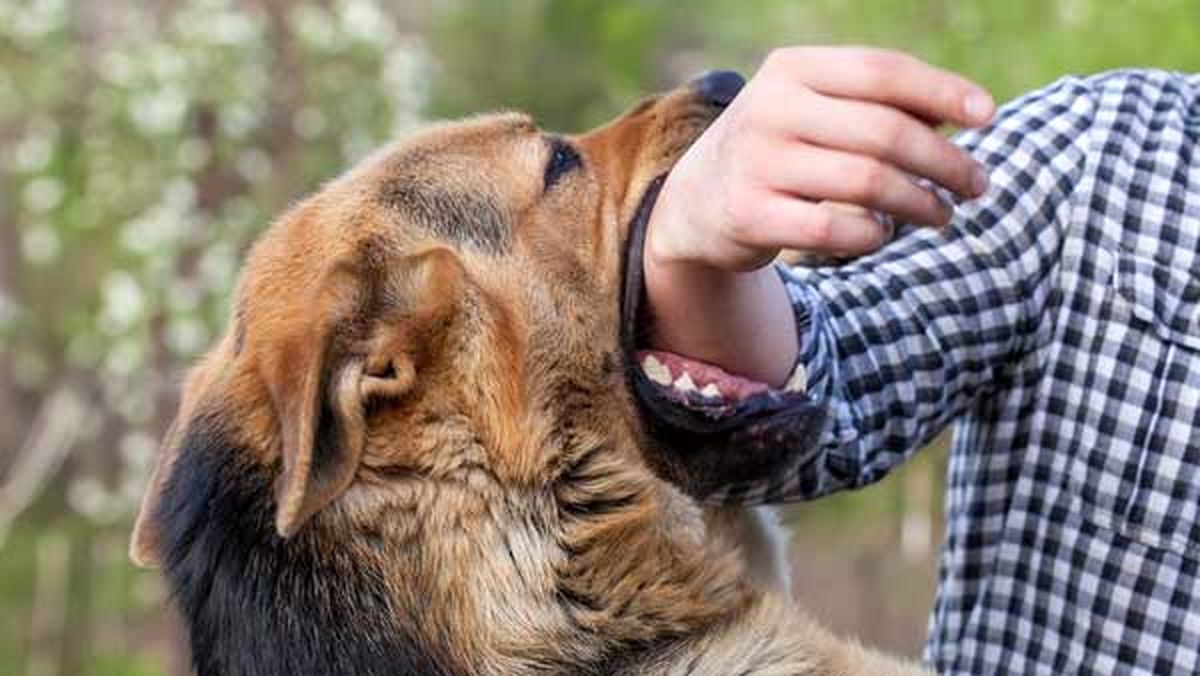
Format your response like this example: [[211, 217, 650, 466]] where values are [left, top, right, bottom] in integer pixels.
[[641, 354, 673, 385], [699, 383, 722, 399], [673, 372, 697, 393], [784, 364, 807, 393]]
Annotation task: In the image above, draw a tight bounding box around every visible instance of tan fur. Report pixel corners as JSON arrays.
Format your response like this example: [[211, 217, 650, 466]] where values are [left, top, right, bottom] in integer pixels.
[[132, 81, 928, 675]]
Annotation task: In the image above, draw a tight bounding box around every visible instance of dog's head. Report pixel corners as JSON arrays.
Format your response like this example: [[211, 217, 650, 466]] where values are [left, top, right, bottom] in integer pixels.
[[131, 71, 750, 566]]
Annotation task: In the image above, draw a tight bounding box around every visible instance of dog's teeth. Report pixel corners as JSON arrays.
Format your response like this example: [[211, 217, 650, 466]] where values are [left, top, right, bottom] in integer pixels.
[[673, 372, 697, 393], [641, 354, 673, 385], [699, 383, 722, 398], [784, 364, 808, 393]]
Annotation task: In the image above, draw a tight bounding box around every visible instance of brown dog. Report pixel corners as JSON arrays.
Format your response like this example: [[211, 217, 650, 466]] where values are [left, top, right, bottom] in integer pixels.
[[130, 72, 927, 675]]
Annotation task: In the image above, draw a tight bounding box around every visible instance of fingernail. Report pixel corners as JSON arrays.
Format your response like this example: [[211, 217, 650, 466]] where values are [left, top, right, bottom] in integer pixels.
[[971, 164, 990, 195], [938, 199, 954, 226], [964, 92, 994, 124]]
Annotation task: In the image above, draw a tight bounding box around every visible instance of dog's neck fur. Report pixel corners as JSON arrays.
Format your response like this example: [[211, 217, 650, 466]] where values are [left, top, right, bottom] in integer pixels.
[[157, 386, 919, 675], [357, 376, 768, 674], [157, 413, 462, 675]]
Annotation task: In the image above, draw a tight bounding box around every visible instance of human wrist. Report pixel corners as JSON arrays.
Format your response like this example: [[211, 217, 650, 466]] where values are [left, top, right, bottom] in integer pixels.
[[643, 246, 798, 388]]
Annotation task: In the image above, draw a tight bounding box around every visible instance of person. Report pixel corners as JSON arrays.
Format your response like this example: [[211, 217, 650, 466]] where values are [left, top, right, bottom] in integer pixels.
[[640, 46, 1200, 674]]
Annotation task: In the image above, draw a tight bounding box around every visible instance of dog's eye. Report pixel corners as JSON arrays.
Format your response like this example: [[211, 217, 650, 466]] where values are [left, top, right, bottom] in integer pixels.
[[543, 138, 582, 192]]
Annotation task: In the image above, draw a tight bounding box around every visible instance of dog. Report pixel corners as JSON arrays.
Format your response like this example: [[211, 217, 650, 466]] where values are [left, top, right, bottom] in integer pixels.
[[130, 70, 928, 675]]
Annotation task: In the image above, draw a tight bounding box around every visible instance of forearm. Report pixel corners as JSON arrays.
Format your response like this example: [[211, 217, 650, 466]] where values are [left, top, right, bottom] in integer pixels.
[[643, 256, 797, 388]]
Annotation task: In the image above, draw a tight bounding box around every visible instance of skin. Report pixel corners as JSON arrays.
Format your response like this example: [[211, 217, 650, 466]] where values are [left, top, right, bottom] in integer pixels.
[[644, 46, 997, 386]]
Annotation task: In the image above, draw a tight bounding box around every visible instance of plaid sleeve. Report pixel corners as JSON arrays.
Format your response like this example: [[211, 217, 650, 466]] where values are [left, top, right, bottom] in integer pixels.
[[685, 76, 1100, 503]]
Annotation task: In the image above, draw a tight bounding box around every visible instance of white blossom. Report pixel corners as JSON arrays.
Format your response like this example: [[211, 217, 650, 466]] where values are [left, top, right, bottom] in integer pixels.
[[99, 271, 146, 334], [24, 176, 64, 212], [168, 316, 209, 357], [339, 0, 394, 46], [21, 224, 61, 263], [129, 87, 188, 135], [13, 132, 56, 172], [9, 0, 66, 42]]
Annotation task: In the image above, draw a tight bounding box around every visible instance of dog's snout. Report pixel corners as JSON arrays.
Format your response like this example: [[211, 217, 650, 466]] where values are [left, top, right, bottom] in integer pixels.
[[693, 70, 745, 108]]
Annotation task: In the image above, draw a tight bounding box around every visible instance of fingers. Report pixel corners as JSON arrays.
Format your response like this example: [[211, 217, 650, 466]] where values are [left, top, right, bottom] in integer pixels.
[[728, 190, 890, 256], [763, 46, 995, 128], [764, 92, 988, 199], [760, 143, 952, 227], [645, 45, 997, 272]]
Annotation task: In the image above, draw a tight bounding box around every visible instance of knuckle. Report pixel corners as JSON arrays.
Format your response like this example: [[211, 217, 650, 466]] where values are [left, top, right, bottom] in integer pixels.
[[924, 189, 950, 223], [761, 48, 792, 74], [804, 208, 834, 247], [875, 116, 909, 151], [723, 190, 761, 236], [860, 49, 893, 72], [859, 49, 906, 85], [723, 108, 756, 141], [761, 46, 815, 80], [951, 151, 978, 187], [852, 160, 889, 201], [870, 48, 912, 69]]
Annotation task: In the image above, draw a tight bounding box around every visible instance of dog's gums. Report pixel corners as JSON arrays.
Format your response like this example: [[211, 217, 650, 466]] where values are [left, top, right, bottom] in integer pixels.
[[637, 349, 807, 402]]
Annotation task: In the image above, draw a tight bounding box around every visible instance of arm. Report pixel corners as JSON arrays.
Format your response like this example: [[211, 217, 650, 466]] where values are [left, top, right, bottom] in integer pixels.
[[644, 58, 1095, 501], [645, 46, 995, 387], [782, 76, 1092, 495]]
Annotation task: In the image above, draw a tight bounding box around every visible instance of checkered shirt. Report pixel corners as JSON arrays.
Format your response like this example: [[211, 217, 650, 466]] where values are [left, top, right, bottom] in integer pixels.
[[674, 70, 1200, 673]]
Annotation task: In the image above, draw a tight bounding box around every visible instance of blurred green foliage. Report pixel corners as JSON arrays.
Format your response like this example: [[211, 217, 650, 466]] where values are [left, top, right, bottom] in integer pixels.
[[428, 0, 1200, 128], [1, 1, 1196, 673]]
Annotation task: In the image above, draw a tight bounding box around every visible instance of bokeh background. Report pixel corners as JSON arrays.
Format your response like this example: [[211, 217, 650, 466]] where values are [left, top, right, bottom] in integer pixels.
[[1, 1, 1196, 673]]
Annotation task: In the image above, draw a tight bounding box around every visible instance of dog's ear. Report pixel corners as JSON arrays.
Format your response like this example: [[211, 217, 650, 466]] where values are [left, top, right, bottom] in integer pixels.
[[130, 413, 186, 568], [266, 247, 464, 538], [130, 352, 225, 568], [128, 246, 465, 562]]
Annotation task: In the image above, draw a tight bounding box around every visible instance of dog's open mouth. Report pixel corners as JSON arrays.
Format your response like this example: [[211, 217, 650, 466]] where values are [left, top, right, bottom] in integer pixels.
[[619, 177, 805, 408], [618, 176, 827, 499]]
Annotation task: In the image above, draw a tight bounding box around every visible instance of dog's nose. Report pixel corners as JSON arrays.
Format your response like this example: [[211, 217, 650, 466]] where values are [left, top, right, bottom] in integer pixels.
[[693, 70, 745, 108]]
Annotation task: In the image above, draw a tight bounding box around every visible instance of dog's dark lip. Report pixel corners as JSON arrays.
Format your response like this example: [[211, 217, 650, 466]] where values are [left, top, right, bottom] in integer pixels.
[[618, 173, 666, 368], [618, 172, 773, 403], [617, 174, 763, 433]]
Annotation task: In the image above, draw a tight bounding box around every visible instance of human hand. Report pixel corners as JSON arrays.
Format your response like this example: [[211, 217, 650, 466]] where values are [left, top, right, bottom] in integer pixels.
[[649, 46, 995, 271], [643, 47, 996, 385]]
